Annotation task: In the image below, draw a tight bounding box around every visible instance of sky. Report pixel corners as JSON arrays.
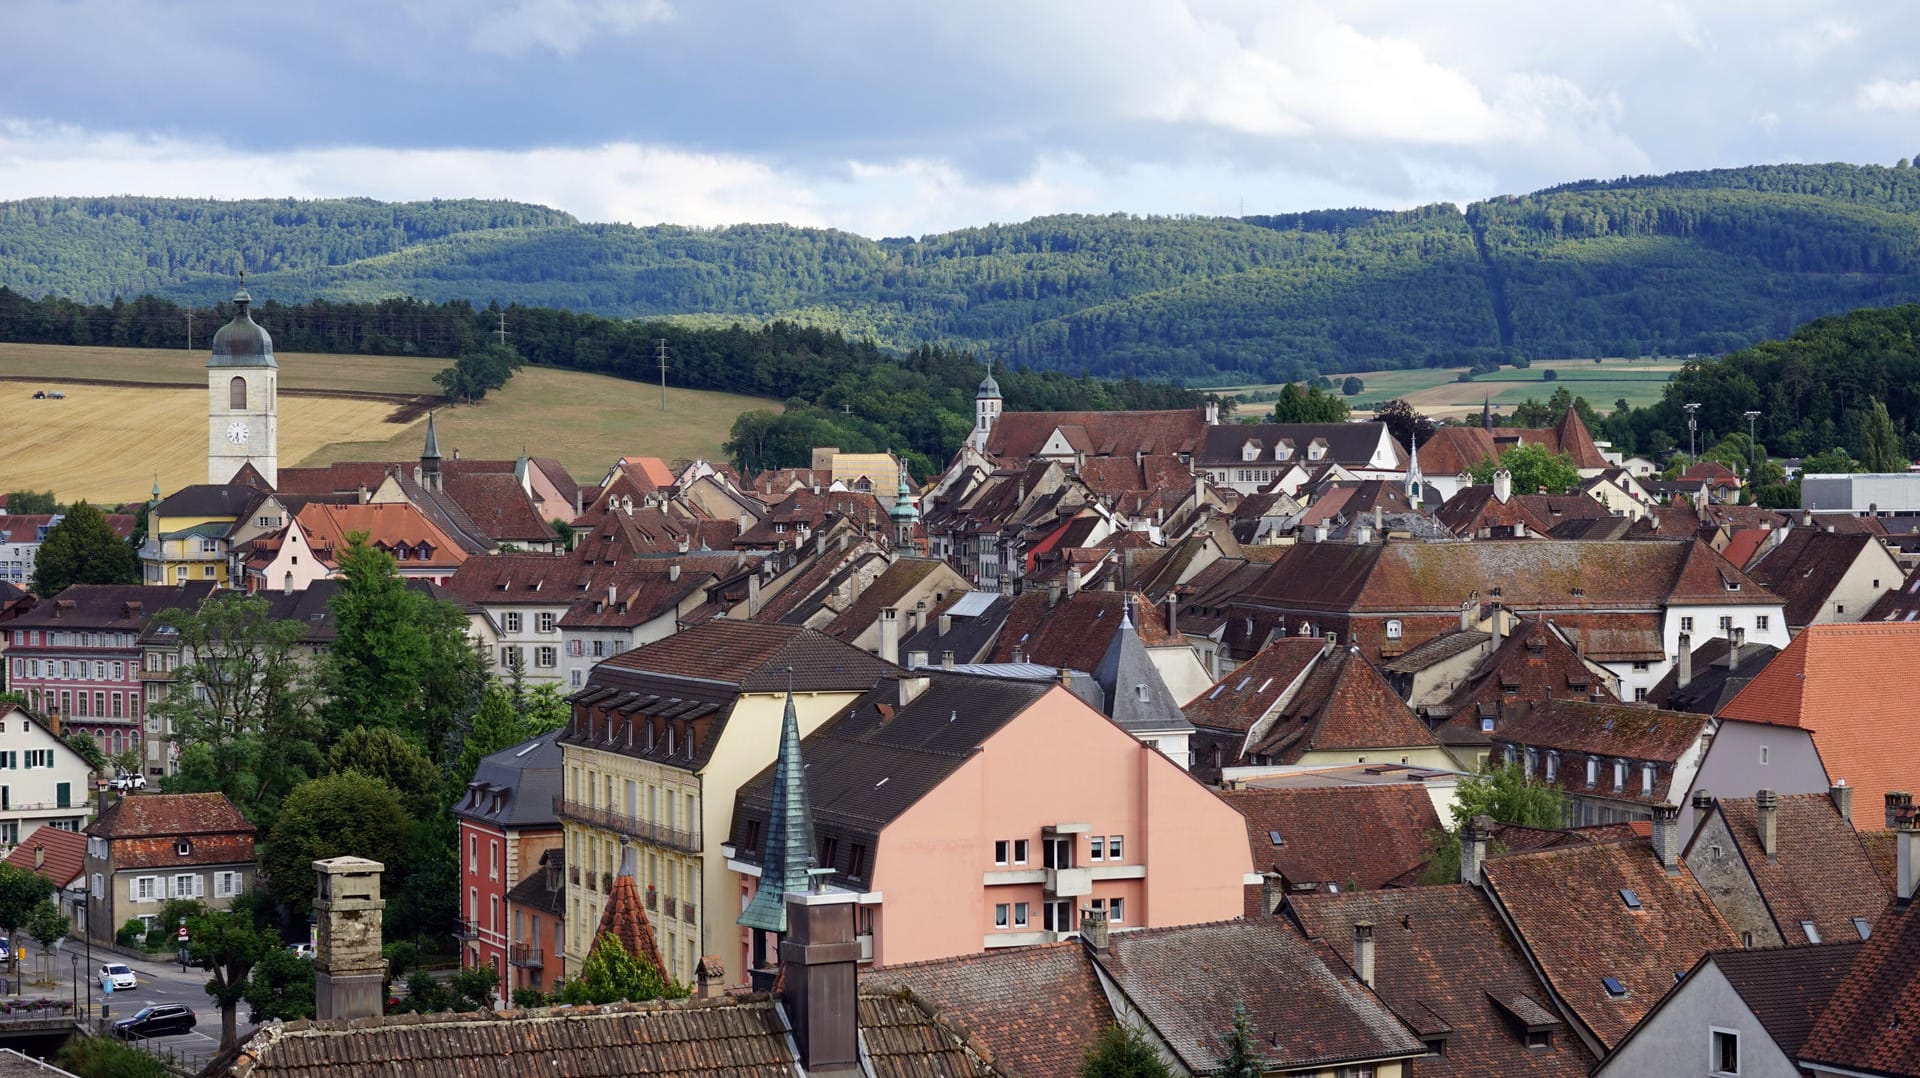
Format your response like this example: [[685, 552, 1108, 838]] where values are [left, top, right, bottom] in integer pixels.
[[3, 1, 1918, 238]]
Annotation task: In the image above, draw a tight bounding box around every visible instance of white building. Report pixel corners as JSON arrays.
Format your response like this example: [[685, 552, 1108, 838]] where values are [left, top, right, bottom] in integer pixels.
[[0, 706, 95, 848]]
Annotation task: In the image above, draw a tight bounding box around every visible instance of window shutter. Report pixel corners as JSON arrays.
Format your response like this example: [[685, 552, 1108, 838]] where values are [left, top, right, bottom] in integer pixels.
[[194, 875, 206, 898], [128, 877, 139, 902]]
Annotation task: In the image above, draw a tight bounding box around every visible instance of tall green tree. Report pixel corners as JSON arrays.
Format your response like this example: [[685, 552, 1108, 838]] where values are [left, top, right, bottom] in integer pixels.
[[0, 864, 54, 988], [1856, 398, 1906, 472], [1270, 383, 1351, 424], [186, 896, 277, 1052], [1467, 443, 1581, 495], [327, 726, 440, 822], [263, 773, 412, 920], [151, 594, 321, 828], [243, 948, 316, 1024], [1218, 1001, 1263, 1078], [1423, 763, 1567, 884], [31, 501, 136, 596], [3, 491, 56, 514], [556, 934, 683, 1005], [1080, 1023, 1174, 1078]]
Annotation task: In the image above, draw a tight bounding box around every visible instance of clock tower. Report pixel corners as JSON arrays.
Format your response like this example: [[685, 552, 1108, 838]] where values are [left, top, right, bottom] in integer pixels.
[[207, 281, 278, 486]]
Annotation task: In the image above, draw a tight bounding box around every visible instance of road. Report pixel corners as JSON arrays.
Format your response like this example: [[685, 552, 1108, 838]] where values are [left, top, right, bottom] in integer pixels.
[[20, 939, 252, 1054]]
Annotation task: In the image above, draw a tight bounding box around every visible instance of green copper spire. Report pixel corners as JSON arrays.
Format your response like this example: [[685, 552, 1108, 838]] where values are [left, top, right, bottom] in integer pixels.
[[422, 411, 442, 461], [889, 458, 918, 524], [738, 687, 819, 934]]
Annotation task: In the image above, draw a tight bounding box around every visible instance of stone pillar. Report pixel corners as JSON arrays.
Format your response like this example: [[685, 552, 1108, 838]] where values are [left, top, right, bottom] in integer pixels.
[[780, 891, 860, 1074], [313, 857, 388, 1021]]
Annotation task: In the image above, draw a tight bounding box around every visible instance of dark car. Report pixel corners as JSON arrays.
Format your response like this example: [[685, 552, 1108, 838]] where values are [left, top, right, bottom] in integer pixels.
[[113, 1004, 196, 1040]]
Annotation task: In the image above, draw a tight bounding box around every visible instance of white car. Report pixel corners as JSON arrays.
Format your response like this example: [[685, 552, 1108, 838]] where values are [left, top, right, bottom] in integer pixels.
[[109, 773, 147, 791], [99, 963, 137, 992]]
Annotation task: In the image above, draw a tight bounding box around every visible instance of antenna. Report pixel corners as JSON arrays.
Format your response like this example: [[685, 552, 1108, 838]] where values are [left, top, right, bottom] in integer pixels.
[[656, 338, 669, 411], [185, 304, 193, 351], [496, 311, 509, 347]]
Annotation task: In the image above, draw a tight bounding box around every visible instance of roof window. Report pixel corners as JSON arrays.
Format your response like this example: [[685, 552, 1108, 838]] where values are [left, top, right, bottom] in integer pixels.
[[1801, 921, 1821, 943], [1602, 977, 1628, 999], [1853, 917, 1872, 940], [1268, 830, 1284, 846], [1619, 888, 1641, 910]]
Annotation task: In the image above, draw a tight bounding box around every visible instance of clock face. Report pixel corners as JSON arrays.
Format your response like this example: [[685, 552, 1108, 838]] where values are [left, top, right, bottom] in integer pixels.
[[226, 420, 250, 445]]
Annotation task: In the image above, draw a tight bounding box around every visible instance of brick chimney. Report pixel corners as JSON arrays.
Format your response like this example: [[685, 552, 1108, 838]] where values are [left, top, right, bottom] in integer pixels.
[[1259, 872, 1285, 917], [313, 857, 387, 1021], [1692, 788, 1713, 833], [877, 608, 900, 666], [1756, 789, 1779, 862], [1886, 790, 1913, 830], [1081, 907, 1110, 954], [1461, 815, 1492, 888], [1353, 922, 1376, 989], [695, 955, 726, 1000], [780, 890, 860, 1074], [1675, 632, 1692, 689], [1830, 780, 1853, 825], [1652, 802, 1681, 875]]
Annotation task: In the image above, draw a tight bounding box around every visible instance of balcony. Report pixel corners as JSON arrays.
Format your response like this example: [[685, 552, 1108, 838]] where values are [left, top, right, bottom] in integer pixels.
[[646, 887, 658, 912], [568, 865, 580, 885], [682, 901, 697, 925], [452, 919, 479, 941], [508, 943, 543, 969], [663, 896, 677, 920], [554, 796, 703, 855], [1045, 867, 1093, 898]]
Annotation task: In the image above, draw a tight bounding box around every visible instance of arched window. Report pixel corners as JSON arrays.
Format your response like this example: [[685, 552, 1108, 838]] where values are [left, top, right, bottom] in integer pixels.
[[229, 376, 247, 410], [1385, 619, 1404, 640]]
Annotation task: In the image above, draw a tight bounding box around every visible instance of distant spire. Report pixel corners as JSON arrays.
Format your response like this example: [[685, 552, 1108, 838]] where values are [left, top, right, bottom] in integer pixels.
[[422, 411, 442, 461], [150, 474, 161, 503], [1481, 396, 1492, 431], [738, 684, 820, 934], [1405, 432, 1423, 501]]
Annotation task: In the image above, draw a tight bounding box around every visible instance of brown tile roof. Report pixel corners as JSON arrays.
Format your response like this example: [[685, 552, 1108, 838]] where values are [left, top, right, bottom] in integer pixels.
[[1705, 793, 1890, 945], [86, 792, 254, 839], [1800, 902, 1920, 1076], [8, 582, 215, 630], [1433, 487, 1553, 538], [1222, 784, 1442, 894], [594, 871, 668, 978], [1243, 649, 1441, 763], [1436, 621, 1613, 742], [819, 558, 964, 643], [1289, 885, 1597, 1077], [1482, 842, 1739, 1051], [985, 590, 1178, 670], [865, 943, 1112, 1078], [1184, 638, 1327, 735], [1705, 943, 1862, 1062], [1492, 699, 1709, 804], [738, 489, 889, 546], [226, 991, 1006, 1077], [1415, 411, 1605, 476], [0, 514, 136, 543], [598, 620, 899, 694], [439, 472, 553, 543], [1747, 529, 1891, 627], [1717, 623, 1920, 829], [3, 824, 86, 888], [1098, 918, 1427, 1071], [983, 408, 1207, 462]]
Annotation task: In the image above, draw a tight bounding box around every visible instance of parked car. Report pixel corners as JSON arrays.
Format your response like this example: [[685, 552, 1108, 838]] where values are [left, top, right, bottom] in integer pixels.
[[289, 942, 314, 959], [112, 1004, 196, 1040], [0, 937, 10, 963], [109, 773, 146, 791], [99, 963, 136, 992]]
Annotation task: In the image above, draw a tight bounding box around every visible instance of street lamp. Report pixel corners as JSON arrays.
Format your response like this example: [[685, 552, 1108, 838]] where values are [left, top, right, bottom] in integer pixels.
[[69, 955, 76, 1017], [1684, 402, 1702, 460]]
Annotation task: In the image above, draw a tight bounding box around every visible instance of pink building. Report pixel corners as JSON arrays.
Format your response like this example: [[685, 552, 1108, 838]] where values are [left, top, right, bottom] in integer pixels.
[[725, 670, 1252, 973]]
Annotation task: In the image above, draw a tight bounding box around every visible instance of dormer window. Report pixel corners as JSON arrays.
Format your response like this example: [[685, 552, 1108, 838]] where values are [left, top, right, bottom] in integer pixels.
[[1242, 442, 1260, 462], [176, 839, 192, 857], [1385, 619, 1403, 641], [1307, 439, 1328, 461]]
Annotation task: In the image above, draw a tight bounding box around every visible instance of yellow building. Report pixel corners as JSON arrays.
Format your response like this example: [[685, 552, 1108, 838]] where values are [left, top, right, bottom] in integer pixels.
[[556, 621, 896, 985], [140, 483, 285, 588]]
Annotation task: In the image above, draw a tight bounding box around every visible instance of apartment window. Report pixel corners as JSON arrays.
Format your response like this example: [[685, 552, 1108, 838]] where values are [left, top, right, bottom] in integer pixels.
[[200, 539, 219, 554], [1755, 615, 1769, 631], [592, 639, 605, 658], [499, 645, 521, 668], [536, 646, 557, 668], [1635, 688, 1649, 702], [993, 841, 1008, 865], [1612, 760, 1627, 791], [134, 876, 157, 901], [1089, 837, 1105, 861], [1642, 764, 1656, 795], [1012, 903, 1029, 928], [1523, 748, 1537, 777], [1109, 897, 1125, 924], [1107, 836, 1123, 861], [172, 874, 201, 898], [503, 613, 522, 633], [1013, 839, 1029, 864], [1545, 751, 1559, 782], [538, 613, 556, 633], [468, 835, 478, 872], [570, 670, 582, 687], [490, 842, 500, 880], [215, 871, 241, 898], [1042, 837, 1072, 870], [993, 904, 1008, 928], [1335, 1068, 1375, 1078], [1712, 1029, 1740, 1075], [1586, 757, 1598, 787]]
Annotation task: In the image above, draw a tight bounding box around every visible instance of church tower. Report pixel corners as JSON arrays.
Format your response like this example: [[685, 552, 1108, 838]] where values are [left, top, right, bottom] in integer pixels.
[[968, 357, 1003, 452], [207, 281, 278, 486]]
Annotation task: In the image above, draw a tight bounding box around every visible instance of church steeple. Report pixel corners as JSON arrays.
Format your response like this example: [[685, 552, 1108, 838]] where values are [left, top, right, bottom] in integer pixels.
[[888, 457, 919, 547], [420, 411, 442, 491], [968, 354, 1003, 453], [739, 687, 820, 940], [1405, 432, 1424, 502], [1481, 396, 1493, 431], [208, 272, 278, 486]]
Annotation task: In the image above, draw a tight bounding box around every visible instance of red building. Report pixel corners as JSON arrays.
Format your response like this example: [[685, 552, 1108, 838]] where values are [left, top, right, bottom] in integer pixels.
[[453, 729, 563, 1001], [5, 583, 213, 763]]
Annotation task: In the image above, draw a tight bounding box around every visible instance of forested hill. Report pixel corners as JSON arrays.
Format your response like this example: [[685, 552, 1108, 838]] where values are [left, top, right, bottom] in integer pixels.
[[7, 162, 1920, 383]]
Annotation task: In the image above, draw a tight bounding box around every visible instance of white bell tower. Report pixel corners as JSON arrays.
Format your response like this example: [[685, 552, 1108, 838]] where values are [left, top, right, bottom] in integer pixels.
[[207, 281, 279, 486]]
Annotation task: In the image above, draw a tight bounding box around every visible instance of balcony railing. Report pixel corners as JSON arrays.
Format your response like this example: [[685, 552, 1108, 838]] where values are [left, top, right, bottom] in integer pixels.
[[645, 887, 658, 912], [681, 901, 697, 925], [452, 919, 479, 940], [568, 865, 580, 885], [602, 872, 613, 893], [663, 896, 677, 920], [554, 797, 703, 855], [508, 943, 543, 968]]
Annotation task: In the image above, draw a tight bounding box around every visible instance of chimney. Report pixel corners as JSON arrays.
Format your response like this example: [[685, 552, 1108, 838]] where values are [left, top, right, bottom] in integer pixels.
[[1492, 469, 1513, 503], [1323, 631, 1338, 656], [668, 563, 680, 582], [1676, 632, 1693, 689], [878, 608, 900, 666], [1887, 791, 1914, 830], [1460, 599, 1473, 632], [1010, 644, 1026, 664], [1259, 872, 1285, 917], [1082, 907, 1111, 953], [1354, 525, 1373, 545], [1312, 522, 1329, 543], [1756, 788, 1779, 862], [1353, 922, 1376, 989], [1692, 788, 1713, 833], [1727, 627, 1744, 667], [695, 956, 726, 1000], [1461, 815, 1492, 887], [1067, 567, 1082, 597], [32, 845, 43, 872], [779, 890, 860, 1073], [1048, 581, 1063, 609], [1653, 802, 1681, 875], [747, 571, 762, 616], [313, 857, 387, 1021], [938, 613, 952, 637], [941, 650, 955, 670], [897, 673, 930, 707], [1204, 400, 1220, 426], [1900, 825, 1920, 903], [1166, 593, 1179, 637], [1491, 606, 1506, 645], [1830, 780, 1854, 824]]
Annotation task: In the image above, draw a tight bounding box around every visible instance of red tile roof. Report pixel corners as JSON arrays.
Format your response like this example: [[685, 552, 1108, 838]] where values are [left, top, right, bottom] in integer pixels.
[[293, 502, 467, 572], [86, 792, 255, 838], [985, 590, 1178, 671], [1799, 902, 1920, 1076], [983, 409, 1207, 463], [598, 620, 899, 694], [1747, 530, 1893, 627], [1705, 793, 1890, 945], [2, 824, 86, 888], [1222, 784, 1442, 894], [1717, 623, 1920, 830], [1246, 649, 1442, 762], [593, 871, 668, 979], [1482, 842, 1738, 1050], [865, 943, 1112, 1078]]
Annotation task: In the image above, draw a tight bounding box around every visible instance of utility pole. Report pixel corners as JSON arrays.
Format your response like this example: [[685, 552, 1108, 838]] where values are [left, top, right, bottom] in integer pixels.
[[496, 311, 509, 347], [185, 304, 193, 351], [1684, 402, 1701, 460], [656, 338, 669, 411]]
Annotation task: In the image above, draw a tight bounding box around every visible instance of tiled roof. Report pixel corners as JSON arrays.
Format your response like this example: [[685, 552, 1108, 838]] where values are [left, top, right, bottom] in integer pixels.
[[87, 792, 254, 838], [1244, 648, 1441, 763], [1746, 530, 1888, 627], [439, 472, 553, 543], [598, 620, 899, 694], [865, 943, 1112, 1078], [225, 992, 1005, 1077], [1290, 886, 1596, 1077], [1222, 784, 1441, 893], [1198, 422, 1399, 468], [9, 582, 215, 630], [152, 483, 267, 519], [0, 514, 136, 544], [1415, 411, 1606, 476], [3, 823, 87, 888], [1864, 568, 1920, 623], [985, 589, 1178, 671], [1098, 918, 1426, 1071], [983, 408, 1206, 462], [819, 558, 964, 643], [1800, 902, 1920, 1076], [1433, 486, 1553, 538], [1708, 943, 1861, 1061], [1380, 629, 1491, 674], [594, 870, 668, 979], [1642, 635, 1779, 714], [1183, 639, 1344, 734], [1482, 842, 1738, 1050], [1717, 623, 1920, 829], [1495, 698, 1708, 768], [1091, 600, 1193, 735], [293, 502, 467, 571], [1436, 621, 1612, 743], [1706, 793, 1889, 945]]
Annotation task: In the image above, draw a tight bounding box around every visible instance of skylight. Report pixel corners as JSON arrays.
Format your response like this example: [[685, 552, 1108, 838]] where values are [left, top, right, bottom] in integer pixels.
[[1801, 921, 1821, 943], [1234, 676, 1252, 692], [1207, 684, 1227, 700], [1268, 831, 1284, 846], [1602, 977, 1628, 999], [1619, 889, 1642, 910], [1854, 917, 1872, 940]]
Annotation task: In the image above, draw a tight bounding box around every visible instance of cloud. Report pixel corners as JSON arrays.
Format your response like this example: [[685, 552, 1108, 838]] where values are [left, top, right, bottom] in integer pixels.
[[468, 0, 674, 56], [1856, 79, 1920, 113]]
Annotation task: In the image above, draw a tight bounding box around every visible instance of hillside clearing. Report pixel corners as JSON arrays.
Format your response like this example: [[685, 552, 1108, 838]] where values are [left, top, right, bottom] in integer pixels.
[[1217, 357, 1685, 422]]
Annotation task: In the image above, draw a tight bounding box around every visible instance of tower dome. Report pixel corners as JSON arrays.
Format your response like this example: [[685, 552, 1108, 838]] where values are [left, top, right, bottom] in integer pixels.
[[977, 369, 1002, 400], [210, 285, 277, 368]]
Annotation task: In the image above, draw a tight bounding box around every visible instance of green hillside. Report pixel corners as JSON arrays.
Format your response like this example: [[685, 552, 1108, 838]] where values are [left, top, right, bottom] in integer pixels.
[[7, 164, 1920, 382]]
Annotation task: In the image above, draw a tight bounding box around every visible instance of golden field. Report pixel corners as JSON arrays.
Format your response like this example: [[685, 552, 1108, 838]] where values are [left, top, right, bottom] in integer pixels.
[[0, 344, 781, 504]]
